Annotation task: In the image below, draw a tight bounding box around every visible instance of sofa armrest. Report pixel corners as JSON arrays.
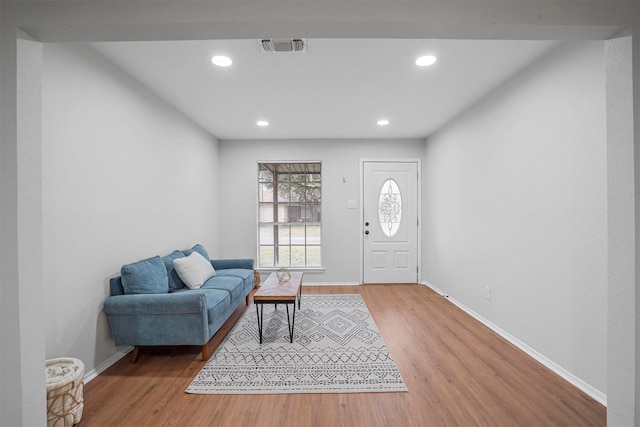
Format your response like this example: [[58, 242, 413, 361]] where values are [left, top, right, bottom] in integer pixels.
[[211, 258, 254, 271], [104, 292, 210, 347], [104, 292, 206, 316], [109, 276, 125, 296]]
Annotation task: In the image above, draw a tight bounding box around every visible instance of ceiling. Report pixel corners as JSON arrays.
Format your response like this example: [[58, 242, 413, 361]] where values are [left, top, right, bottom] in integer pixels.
[[89, 38, 559, 140]]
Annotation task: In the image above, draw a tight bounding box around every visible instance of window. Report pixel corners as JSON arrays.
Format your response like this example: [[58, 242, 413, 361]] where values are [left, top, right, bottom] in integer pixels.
[[258, 162, 322, 268], [378, 179, 402, 238]]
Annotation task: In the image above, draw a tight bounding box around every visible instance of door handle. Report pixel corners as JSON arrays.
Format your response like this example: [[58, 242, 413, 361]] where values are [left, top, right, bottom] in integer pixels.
[[365, 230, 370, 235], [365, 222, 370, 226]]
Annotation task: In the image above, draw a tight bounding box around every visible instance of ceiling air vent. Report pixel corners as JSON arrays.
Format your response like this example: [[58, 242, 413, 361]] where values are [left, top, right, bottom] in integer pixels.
[[259, 38, 307, 53]]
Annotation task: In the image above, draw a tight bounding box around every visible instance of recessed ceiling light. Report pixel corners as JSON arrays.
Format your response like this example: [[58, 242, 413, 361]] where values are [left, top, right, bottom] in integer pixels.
[[256, 120, 269, 127], [377, 119, 390, 126], [415, 55, 437, 67], [211, 55, 232, 67]]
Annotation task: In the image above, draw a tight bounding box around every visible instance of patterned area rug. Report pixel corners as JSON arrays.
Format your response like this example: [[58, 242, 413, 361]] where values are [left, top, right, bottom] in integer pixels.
[[186, 294, 407, 394]]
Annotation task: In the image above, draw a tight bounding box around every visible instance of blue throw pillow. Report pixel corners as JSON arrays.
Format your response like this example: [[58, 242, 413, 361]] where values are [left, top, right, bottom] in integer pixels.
[[121, 255, 169, 294], [183, 244, 210, 262], [163, 250, 186, 292]]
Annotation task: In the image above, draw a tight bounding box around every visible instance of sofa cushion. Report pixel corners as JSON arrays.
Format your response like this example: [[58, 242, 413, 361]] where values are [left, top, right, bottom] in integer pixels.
[[183, 243, 210, 261], [173, 252, 215, 290], [215, 268, 254, 288], [201, 275, 245, 302], [162, 250, 186, 292], [121, 256, 168, 295]]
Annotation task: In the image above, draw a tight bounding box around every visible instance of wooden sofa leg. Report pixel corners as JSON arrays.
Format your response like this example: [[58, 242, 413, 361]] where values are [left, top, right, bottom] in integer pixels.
[[201, 344, 209, 361], [130, 346, 140, 363]]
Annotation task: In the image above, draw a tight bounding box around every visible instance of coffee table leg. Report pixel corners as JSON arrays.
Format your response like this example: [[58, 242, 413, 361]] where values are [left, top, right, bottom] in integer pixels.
[[285, 303, 296, 343], [291, 302, 296, 342], [256, 303, 264, 344]]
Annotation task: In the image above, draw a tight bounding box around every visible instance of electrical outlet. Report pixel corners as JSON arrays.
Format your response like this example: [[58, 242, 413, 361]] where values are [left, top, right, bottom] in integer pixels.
[[485, 286, 491, 300]]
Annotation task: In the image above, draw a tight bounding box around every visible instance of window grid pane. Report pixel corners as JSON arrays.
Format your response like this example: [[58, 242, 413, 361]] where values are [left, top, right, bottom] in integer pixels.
[[258, 162, 321, 268]]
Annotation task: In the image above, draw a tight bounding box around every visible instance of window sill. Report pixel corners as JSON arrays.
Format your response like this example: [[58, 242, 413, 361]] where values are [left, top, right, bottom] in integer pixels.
[[257, 267, 325, 273]]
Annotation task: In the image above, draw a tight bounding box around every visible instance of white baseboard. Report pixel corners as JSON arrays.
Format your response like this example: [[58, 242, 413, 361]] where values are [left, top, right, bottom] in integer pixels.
[[84, 347, 133, 384], [421, 281, 607, 407]]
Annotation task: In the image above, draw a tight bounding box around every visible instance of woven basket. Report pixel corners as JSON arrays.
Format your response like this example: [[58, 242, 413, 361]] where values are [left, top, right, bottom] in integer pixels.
[[46, 358, 84, 427], [253, 270, 261, 288]]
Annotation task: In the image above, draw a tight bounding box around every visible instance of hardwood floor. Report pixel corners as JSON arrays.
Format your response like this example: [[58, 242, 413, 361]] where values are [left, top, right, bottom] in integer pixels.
[[81, 285, 605, 426]]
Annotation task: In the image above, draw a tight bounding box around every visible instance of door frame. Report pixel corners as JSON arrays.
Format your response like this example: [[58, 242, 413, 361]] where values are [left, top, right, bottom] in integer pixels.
[[359, 158, 422, 284]]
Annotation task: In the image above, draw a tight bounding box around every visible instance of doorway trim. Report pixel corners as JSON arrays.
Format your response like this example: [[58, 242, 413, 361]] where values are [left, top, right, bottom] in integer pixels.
[[359, 158, 422, 285]]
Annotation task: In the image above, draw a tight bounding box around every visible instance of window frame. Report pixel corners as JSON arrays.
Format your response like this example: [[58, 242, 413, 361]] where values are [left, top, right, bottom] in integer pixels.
[[256, 161, 323, 271]]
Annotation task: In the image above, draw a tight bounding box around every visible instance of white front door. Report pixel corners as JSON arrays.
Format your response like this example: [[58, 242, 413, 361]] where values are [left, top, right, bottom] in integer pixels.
[[362, 161, 419, 284]]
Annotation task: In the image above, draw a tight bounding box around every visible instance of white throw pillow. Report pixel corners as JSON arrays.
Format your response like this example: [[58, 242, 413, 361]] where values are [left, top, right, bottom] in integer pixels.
[[173, 251, 215, 290]]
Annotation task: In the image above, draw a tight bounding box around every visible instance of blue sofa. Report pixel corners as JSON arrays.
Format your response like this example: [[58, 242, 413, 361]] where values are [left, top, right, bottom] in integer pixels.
[[104, 244, 254, 362]]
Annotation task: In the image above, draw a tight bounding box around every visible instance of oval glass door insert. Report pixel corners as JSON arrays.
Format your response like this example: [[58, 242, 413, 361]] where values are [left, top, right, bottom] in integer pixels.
[[378, 179, 402, 237]]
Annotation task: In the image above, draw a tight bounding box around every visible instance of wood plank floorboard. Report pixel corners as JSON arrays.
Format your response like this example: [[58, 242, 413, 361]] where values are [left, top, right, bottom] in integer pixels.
[[81, 285, 605, 426]]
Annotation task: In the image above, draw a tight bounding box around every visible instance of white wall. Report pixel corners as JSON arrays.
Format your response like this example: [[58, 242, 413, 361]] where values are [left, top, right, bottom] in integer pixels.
[[605, 33, 638, 426], [218, 139, 424, 284], [0, 20, 2, 400], [42, 43, 220, 371], [423, 42, 607, 395]]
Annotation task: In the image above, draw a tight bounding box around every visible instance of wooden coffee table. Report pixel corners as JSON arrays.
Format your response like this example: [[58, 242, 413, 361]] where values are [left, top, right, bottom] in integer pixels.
[[253, 271, 303, 343]]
